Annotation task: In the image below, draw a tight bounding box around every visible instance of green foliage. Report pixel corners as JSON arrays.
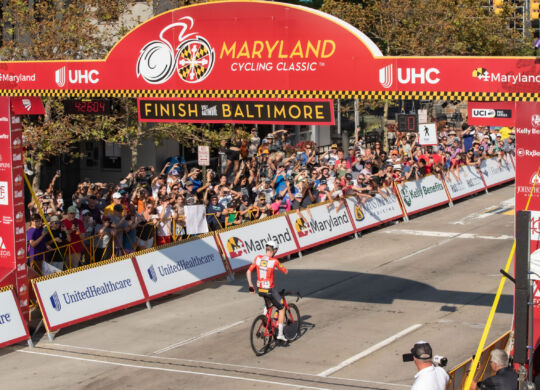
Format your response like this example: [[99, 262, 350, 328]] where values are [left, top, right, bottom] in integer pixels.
[[321, 0, 532, 56]]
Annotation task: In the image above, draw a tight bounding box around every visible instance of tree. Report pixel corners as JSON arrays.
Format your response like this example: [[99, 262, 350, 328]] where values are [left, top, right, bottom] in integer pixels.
[[321, 0, 531, 56], [0, 0, 135, 189]]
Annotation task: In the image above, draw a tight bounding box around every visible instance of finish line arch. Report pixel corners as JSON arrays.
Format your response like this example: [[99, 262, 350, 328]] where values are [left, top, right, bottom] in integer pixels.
[[0, 1, 537, 358], [0, 0, 537, 101]]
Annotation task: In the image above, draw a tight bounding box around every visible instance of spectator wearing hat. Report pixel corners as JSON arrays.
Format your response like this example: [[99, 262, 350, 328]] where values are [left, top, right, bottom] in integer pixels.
[[62, 205, 85, 268], [471, 349, 517, 390], [46, 215, 68, 267], [253, 193, 271, 219], [206, 194, 225, 231], [321, 144, 339, 166], [104, 192, 124, 217], [27, 214, 48, 268], [409, 341, 449, 390]]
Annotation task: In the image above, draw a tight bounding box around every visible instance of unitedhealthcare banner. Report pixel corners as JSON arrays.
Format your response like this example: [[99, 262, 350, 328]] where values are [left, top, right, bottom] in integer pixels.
[[480, 156, 516, 188], [289, 201, 355, 250], [217, 215, 298, 271], [444, 165, 486, 200], [345, 191, 403, 232], [0, 287, 29, 348], [396, 175, 449, 216], [33, 259, 147, 332], [135, 235, 227, 299]]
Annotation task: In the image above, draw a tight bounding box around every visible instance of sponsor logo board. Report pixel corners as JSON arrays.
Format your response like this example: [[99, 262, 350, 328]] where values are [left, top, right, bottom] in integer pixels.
[[445, 165, 486, 200], [345, 191, 403, 231], [396, 175, 449, 215], [34, 259, 145, 330], [218, 215, 297, 270], [134, 236, 226, 298], [480, 157, 515, 188], [379, 64, 440, 88], [291, 202, 355, 250], [0, 181, 8, 205], [0, 289, 28, 347]]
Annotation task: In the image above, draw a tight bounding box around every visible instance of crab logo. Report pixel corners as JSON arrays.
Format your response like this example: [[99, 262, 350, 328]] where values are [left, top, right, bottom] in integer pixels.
[[294, 217, 312, 238], [532, 114, 540, 128], [226, 236, 246, 258], [354, 205, 365, 222], [136, 17, 215, 85]]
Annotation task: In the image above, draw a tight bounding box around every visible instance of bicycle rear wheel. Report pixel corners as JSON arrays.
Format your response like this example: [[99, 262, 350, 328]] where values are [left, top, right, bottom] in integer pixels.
[[250, 315, 272, 356], [284, 303, 301, 340]]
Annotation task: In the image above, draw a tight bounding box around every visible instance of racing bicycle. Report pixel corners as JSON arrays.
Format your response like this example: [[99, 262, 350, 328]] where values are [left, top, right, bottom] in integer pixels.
[[250, 289, 301, 356]]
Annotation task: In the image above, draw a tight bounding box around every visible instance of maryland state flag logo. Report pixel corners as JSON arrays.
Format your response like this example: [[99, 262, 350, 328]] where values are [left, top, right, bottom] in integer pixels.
[[226, 236, 247, 258], [354, 205, 365, 222], [294, 217, 312, 238], [472, 68, 489, 81]]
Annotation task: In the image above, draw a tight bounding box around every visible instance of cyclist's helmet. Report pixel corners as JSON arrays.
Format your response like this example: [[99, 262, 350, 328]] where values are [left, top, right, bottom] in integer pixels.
[[266, 240, 279, 251]]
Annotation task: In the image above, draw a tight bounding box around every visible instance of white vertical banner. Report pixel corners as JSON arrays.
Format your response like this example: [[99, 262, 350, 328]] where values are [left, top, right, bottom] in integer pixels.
[[0, 287, 29, 348], [198, 145, 210, 166], [184, 205, 209, 235], [418, 123, 437, 146]]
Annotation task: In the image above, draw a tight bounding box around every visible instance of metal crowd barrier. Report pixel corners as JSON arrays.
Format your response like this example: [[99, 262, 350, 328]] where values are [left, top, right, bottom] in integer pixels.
[[445, 331, 511, 390]]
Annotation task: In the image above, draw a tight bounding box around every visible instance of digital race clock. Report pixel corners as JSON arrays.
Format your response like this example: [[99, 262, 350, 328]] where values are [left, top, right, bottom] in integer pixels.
[[63, 99, 112, 115]]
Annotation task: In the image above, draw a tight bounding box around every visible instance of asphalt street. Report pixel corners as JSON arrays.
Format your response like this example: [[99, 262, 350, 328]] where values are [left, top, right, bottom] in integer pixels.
[[1, 184, 516, 389]]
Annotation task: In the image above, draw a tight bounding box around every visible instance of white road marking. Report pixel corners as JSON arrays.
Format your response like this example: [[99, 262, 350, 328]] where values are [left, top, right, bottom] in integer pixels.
[[153, 320, 244, 354], [44, 343, 409, 387], [317, 323, 423, 377], [384, 229, 513, 241], [452, 198, 514, 225], [18, 349, 331, 390]]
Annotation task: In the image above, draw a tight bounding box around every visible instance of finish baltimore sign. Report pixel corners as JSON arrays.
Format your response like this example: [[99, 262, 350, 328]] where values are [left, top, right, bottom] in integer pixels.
[[0, 1, 538, 102]]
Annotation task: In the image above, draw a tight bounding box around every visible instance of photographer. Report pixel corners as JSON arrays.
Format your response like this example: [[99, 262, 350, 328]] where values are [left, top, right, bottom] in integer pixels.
[[406, 341, 448, 390]]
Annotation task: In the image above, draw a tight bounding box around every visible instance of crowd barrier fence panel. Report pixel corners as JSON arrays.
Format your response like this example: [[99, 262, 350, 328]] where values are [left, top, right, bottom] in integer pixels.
[[444, 165, 487, 201], [288, 200, 356, 251], [216, 213, 300, 272], [32, 257, 148, 332], [0, 285, 29, 348], [134, 232, 229, 300], [395, 174, 450, 216], [446, 330, 511, 390], [345, 188, 404, 232], [480, 156, 516, 189]]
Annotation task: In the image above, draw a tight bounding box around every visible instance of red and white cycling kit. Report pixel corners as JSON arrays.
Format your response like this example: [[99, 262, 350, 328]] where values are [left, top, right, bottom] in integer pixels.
[[248, 254, 287, 289]]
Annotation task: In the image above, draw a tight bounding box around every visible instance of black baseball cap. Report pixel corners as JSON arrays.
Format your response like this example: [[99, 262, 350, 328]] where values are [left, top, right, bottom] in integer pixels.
[[411, 341, 432, 360]]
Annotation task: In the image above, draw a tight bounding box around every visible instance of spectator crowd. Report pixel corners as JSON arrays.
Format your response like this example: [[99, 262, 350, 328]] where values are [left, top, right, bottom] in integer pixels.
[[26, 123, 515, 272]]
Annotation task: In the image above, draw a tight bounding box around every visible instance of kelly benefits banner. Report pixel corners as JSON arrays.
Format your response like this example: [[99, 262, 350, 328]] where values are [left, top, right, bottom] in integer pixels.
[[396, 175, 449, 216]]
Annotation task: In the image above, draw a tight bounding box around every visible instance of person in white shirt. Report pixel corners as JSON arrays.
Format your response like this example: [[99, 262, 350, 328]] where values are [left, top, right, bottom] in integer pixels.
[[409, 341, 449, 390]]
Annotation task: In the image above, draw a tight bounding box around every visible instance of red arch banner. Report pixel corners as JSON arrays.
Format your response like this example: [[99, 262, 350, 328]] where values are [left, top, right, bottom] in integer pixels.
[[0, 1, 537, 100]]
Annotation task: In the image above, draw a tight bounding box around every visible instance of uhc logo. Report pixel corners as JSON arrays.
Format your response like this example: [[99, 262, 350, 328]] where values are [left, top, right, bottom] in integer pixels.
[[226, 237, 247, 258], [379, 65, 440, 88], [294, 217, 312, 237], [50, 291, 62, 312], [147, 265, 158, 283]]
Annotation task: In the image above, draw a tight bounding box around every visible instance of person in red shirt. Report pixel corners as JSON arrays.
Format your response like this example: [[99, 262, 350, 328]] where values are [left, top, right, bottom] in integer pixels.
[[62, 205, 85, 268], [246, 240, 289, 341]]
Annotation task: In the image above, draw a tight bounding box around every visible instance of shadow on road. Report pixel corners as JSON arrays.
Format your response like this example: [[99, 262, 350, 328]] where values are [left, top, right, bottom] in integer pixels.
[[233, 269, 513, 314]]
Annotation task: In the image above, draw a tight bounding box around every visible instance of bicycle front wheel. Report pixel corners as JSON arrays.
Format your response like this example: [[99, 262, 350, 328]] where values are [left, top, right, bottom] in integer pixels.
[[285, 303, 301, 340], [250, 315, 271, 356]]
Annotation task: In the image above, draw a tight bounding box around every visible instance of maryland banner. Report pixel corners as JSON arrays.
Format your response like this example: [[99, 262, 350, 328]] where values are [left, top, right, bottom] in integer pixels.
[[0, 1, 538, 100]]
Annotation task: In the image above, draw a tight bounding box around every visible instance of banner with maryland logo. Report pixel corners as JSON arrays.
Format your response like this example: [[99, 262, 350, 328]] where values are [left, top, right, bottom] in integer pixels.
[[0, 1, 538, 98], [345, 191, 404, 232], [216, 215, 298, 271], [290, 201, 355, 250], [444, 165, 486, 201], [396, 175, 449, 216], [479, 156, 516, 189], [134, 235, 227, 300]]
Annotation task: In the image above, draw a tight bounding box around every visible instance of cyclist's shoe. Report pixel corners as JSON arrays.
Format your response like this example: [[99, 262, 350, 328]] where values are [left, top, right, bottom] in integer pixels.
[[276, 334, 288, 342]]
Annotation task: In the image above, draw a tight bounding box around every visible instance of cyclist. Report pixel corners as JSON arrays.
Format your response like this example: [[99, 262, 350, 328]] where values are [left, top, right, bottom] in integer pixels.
[[246, 240, 288, 342]]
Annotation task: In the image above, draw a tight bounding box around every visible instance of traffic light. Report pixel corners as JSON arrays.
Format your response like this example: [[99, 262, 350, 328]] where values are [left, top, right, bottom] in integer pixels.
[[493, 0, 504, 15], [532, 0, 540, 20]]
